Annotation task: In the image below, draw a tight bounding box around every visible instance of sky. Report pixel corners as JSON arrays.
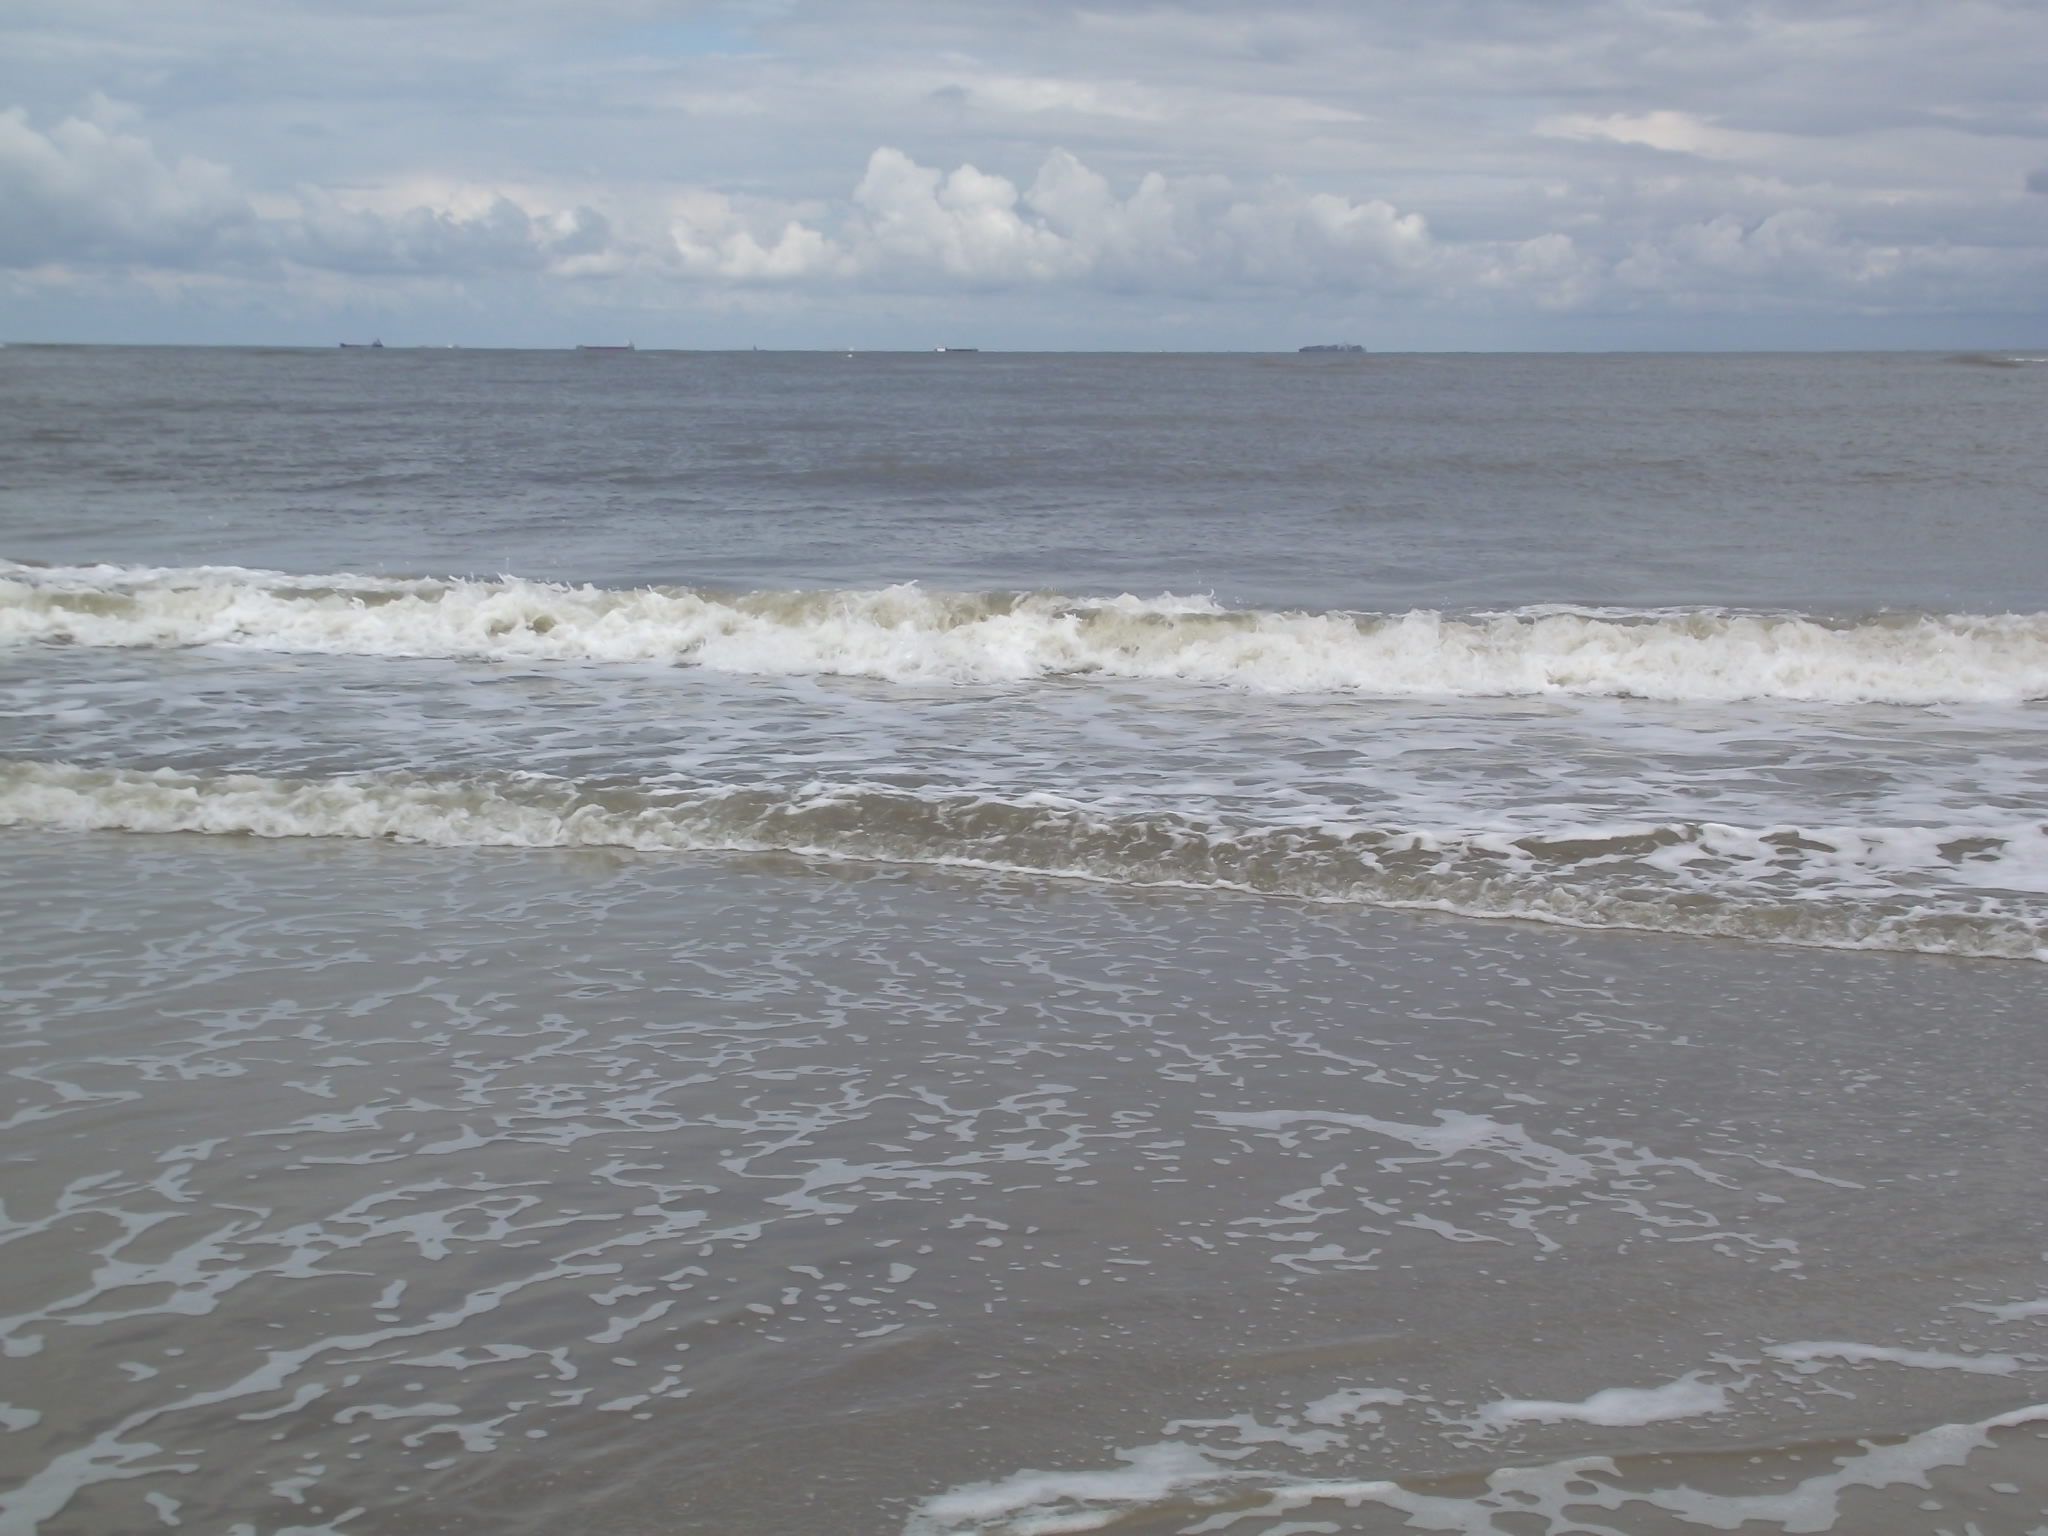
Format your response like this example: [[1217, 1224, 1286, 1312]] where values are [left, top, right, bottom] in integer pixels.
[[2, 0, 2045, 350]]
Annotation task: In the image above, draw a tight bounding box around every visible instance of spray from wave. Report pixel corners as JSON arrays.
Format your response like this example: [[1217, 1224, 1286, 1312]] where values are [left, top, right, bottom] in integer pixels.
[[5, 760, 2042, 960], [6, 562, 2046, 703]]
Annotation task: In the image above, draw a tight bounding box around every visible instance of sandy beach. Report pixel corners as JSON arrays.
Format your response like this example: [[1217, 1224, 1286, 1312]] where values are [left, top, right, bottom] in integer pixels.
[[4, 830, 2044, 1532]]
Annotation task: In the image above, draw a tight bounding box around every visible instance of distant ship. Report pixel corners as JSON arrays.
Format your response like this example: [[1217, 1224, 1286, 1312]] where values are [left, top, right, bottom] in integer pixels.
[[577, 342, 635, 352], [1299, 343, 1365, 354], [933, 346, 979, 353], [339, 339, 383, 349]]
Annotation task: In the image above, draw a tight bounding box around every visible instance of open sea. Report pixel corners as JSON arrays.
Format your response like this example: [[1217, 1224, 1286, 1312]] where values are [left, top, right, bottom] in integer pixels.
[[2, 344, 2045, 1535]]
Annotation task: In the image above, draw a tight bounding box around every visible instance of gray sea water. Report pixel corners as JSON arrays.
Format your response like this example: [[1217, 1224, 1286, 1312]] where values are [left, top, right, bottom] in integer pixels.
[[2, 346, 2046, 1535]]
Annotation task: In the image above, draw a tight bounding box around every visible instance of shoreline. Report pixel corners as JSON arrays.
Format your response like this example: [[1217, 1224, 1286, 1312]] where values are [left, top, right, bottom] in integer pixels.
[[4, 831, 2043, 1533]]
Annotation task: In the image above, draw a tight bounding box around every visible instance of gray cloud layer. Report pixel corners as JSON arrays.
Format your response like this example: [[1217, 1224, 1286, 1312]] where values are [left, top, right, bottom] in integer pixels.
[[3, 1, 2045, 346]]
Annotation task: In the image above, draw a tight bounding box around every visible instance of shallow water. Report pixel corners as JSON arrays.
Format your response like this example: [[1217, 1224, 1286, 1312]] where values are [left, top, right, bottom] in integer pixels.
[[3, 347, 2046, 1533], [4, 834, 2045, 1534]]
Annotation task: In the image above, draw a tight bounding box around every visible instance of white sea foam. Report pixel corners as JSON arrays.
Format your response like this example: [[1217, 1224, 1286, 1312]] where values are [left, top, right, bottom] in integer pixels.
[[1766, 1341, 2030, 1376], [7, 563, 2047, 703], [5, 760, 2045, 960], [1471, 1373, 1731, 1431], [903, 1442, 1234, 1536], [1965, 1297, 2048, 1322], [904, 1403, 2048, 1536], [1300, 1388, 1408, 1427]]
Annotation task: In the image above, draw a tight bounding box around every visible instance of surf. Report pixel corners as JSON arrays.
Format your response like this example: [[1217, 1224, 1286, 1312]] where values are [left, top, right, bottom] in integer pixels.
[[6, 758, 2043, 960], [6, 564, 2048, 704]]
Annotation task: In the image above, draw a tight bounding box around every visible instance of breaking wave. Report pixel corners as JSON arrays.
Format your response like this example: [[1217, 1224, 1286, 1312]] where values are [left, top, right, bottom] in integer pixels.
[[5, 760, 2043, 960], [6, 562, 2047, 703]]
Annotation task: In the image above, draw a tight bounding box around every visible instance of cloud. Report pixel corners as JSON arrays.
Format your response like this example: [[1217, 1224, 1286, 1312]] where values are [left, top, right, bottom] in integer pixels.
[[809, 146, 1583, 303], [0, 102, 621, 284], [283, 191, 616, 278], [0, 98, 249, 266], [644, 144, 1594, 309], [668, 190, 842, 279], [1539, 111, 1754, 160], [849, 148, 1073, 281], [1612, 207, 2048, 313], [6, 1, 2048, 343], [7, 102, 2019, 324], [0, 101, 1585, 310], [962, 76, 1170, 123]]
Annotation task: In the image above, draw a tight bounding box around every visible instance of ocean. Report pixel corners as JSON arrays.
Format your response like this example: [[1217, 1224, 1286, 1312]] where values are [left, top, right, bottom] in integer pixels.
[[1, 345, 2044, 1535]]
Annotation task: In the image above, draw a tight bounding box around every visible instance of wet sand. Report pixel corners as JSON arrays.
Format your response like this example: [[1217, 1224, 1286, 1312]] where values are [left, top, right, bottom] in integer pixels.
[[2, 831, 2044, 1534]]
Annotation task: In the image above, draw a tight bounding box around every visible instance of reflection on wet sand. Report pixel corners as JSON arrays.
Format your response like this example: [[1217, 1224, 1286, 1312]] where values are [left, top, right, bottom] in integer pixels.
[[3, 833, 2044, 1533]]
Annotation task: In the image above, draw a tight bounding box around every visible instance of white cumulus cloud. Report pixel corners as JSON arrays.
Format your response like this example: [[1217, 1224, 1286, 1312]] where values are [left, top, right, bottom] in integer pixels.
[[683, 145, 1586, 305], [668, 189, 843, 280], [0, 98, 249, 267], [0, 101, 624, 285], [0, 98, 1598, 309], [850, 148, 1074, 281]]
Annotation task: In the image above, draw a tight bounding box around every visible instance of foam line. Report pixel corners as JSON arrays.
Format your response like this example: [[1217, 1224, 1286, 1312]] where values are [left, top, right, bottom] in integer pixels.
[[4, 760, 2044, 960], [7, 563, 2046, 703]]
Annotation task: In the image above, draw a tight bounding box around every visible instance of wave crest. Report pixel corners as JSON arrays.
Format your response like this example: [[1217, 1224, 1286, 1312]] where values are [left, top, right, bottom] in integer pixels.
[[5, 563, 2046, 703]]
